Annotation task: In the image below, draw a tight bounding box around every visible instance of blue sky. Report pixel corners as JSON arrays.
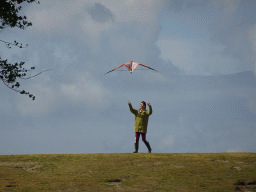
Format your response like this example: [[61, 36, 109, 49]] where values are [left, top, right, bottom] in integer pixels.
[[0, 0, 256, 154]]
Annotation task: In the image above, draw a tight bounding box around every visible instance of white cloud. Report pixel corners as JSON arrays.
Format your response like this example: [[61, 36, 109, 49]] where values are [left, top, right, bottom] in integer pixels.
[[156, 0, 256, 75], [210, 0, 240, 28], [156, 38, 242, 75], [25, 0, 167, 38], [17, 83, 56, 115], [60, 72, 112, 108]]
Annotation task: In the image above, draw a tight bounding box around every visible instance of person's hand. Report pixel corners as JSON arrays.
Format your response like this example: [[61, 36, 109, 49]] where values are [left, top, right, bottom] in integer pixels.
[[128, 101, 131, 104], [147, 102, 151, 106]]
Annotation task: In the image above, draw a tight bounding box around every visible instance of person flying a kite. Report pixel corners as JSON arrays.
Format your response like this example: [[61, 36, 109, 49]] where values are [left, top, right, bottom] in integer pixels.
[[128, 101, 152, 153], [104, 61, 158, 74]]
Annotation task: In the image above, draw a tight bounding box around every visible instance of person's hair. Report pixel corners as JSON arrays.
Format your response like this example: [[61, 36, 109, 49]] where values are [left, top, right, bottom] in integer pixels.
[[141, 101, 146, 109]]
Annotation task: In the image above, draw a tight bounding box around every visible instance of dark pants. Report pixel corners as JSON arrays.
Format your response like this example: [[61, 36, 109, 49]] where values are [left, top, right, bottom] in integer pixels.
[[135, 132, 147, 143], [134, 132, 151, 153]]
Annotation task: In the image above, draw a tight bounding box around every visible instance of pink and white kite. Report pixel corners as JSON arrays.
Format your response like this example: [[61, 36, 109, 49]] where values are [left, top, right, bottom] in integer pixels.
[[104, 61, 158, 75]]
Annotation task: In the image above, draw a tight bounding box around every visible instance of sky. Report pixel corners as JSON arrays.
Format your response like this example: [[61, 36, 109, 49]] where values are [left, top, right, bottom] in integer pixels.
[[0, 0, 256, 154]]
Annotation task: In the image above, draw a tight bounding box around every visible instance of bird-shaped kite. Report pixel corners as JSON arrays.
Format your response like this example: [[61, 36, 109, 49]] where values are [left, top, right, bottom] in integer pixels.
[[104, 61, 158, 75]]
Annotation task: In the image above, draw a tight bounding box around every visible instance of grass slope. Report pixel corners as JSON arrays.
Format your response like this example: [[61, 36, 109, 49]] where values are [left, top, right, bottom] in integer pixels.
[[0, 153, 255, 192]]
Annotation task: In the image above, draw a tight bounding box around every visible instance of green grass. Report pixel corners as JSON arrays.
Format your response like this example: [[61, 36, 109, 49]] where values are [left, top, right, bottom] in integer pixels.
[[0, 153, 255, 191]]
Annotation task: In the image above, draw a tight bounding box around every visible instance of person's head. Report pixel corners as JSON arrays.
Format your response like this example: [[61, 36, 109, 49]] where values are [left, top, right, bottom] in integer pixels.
[[140, 101, 146, 110]]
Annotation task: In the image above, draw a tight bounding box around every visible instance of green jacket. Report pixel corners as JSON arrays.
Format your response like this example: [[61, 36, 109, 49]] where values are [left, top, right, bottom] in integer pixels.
[[128, 103, 152, 133]]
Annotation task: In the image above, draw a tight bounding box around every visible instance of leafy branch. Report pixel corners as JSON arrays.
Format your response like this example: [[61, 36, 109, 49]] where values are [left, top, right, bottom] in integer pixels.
[[0, 39, 28, 49], [0, 58, 53, 100], [0, 0, 40, 30], [0, 0, 51, 101]]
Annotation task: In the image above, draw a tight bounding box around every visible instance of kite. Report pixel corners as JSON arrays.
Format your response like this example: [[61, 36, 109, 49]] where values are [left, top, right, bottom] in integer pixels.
[[104, 61, 158, 75]]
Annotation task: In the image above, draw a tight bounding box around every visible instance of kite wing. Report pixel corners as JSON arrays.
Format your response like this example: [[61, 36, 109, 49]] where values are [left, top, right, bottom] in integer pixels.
[[104, 64, 124, 75], [138, 63, 158, 72]]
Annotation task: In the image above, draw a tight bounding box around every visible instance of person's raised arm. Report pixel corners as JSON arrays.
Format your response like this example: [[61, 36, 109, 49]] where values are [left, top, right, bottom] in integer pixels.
[[147, 102, 152, 115], [128, 101, 137, 115]]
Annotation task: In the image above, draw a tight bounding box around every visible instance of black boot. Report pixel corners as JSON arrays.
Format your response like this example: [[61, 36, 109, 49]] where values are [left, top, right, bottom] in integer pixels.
[[144, 141, 152, 153], [133, 142, 138, 153]]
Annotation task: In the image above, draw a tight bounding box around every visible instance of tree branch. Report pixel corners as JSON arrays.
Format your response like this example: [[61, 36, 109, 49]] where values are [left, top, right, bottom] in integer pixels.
[[1, 78, 20, 93], [0, 39, 28, 49], [20, 69, 53, 79]]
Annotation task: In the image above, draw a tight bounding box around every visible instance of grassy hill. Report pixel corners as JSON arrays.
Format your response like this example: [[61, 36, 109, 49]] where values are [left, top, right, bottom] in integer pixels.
[[0, 153, 255, 191]]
